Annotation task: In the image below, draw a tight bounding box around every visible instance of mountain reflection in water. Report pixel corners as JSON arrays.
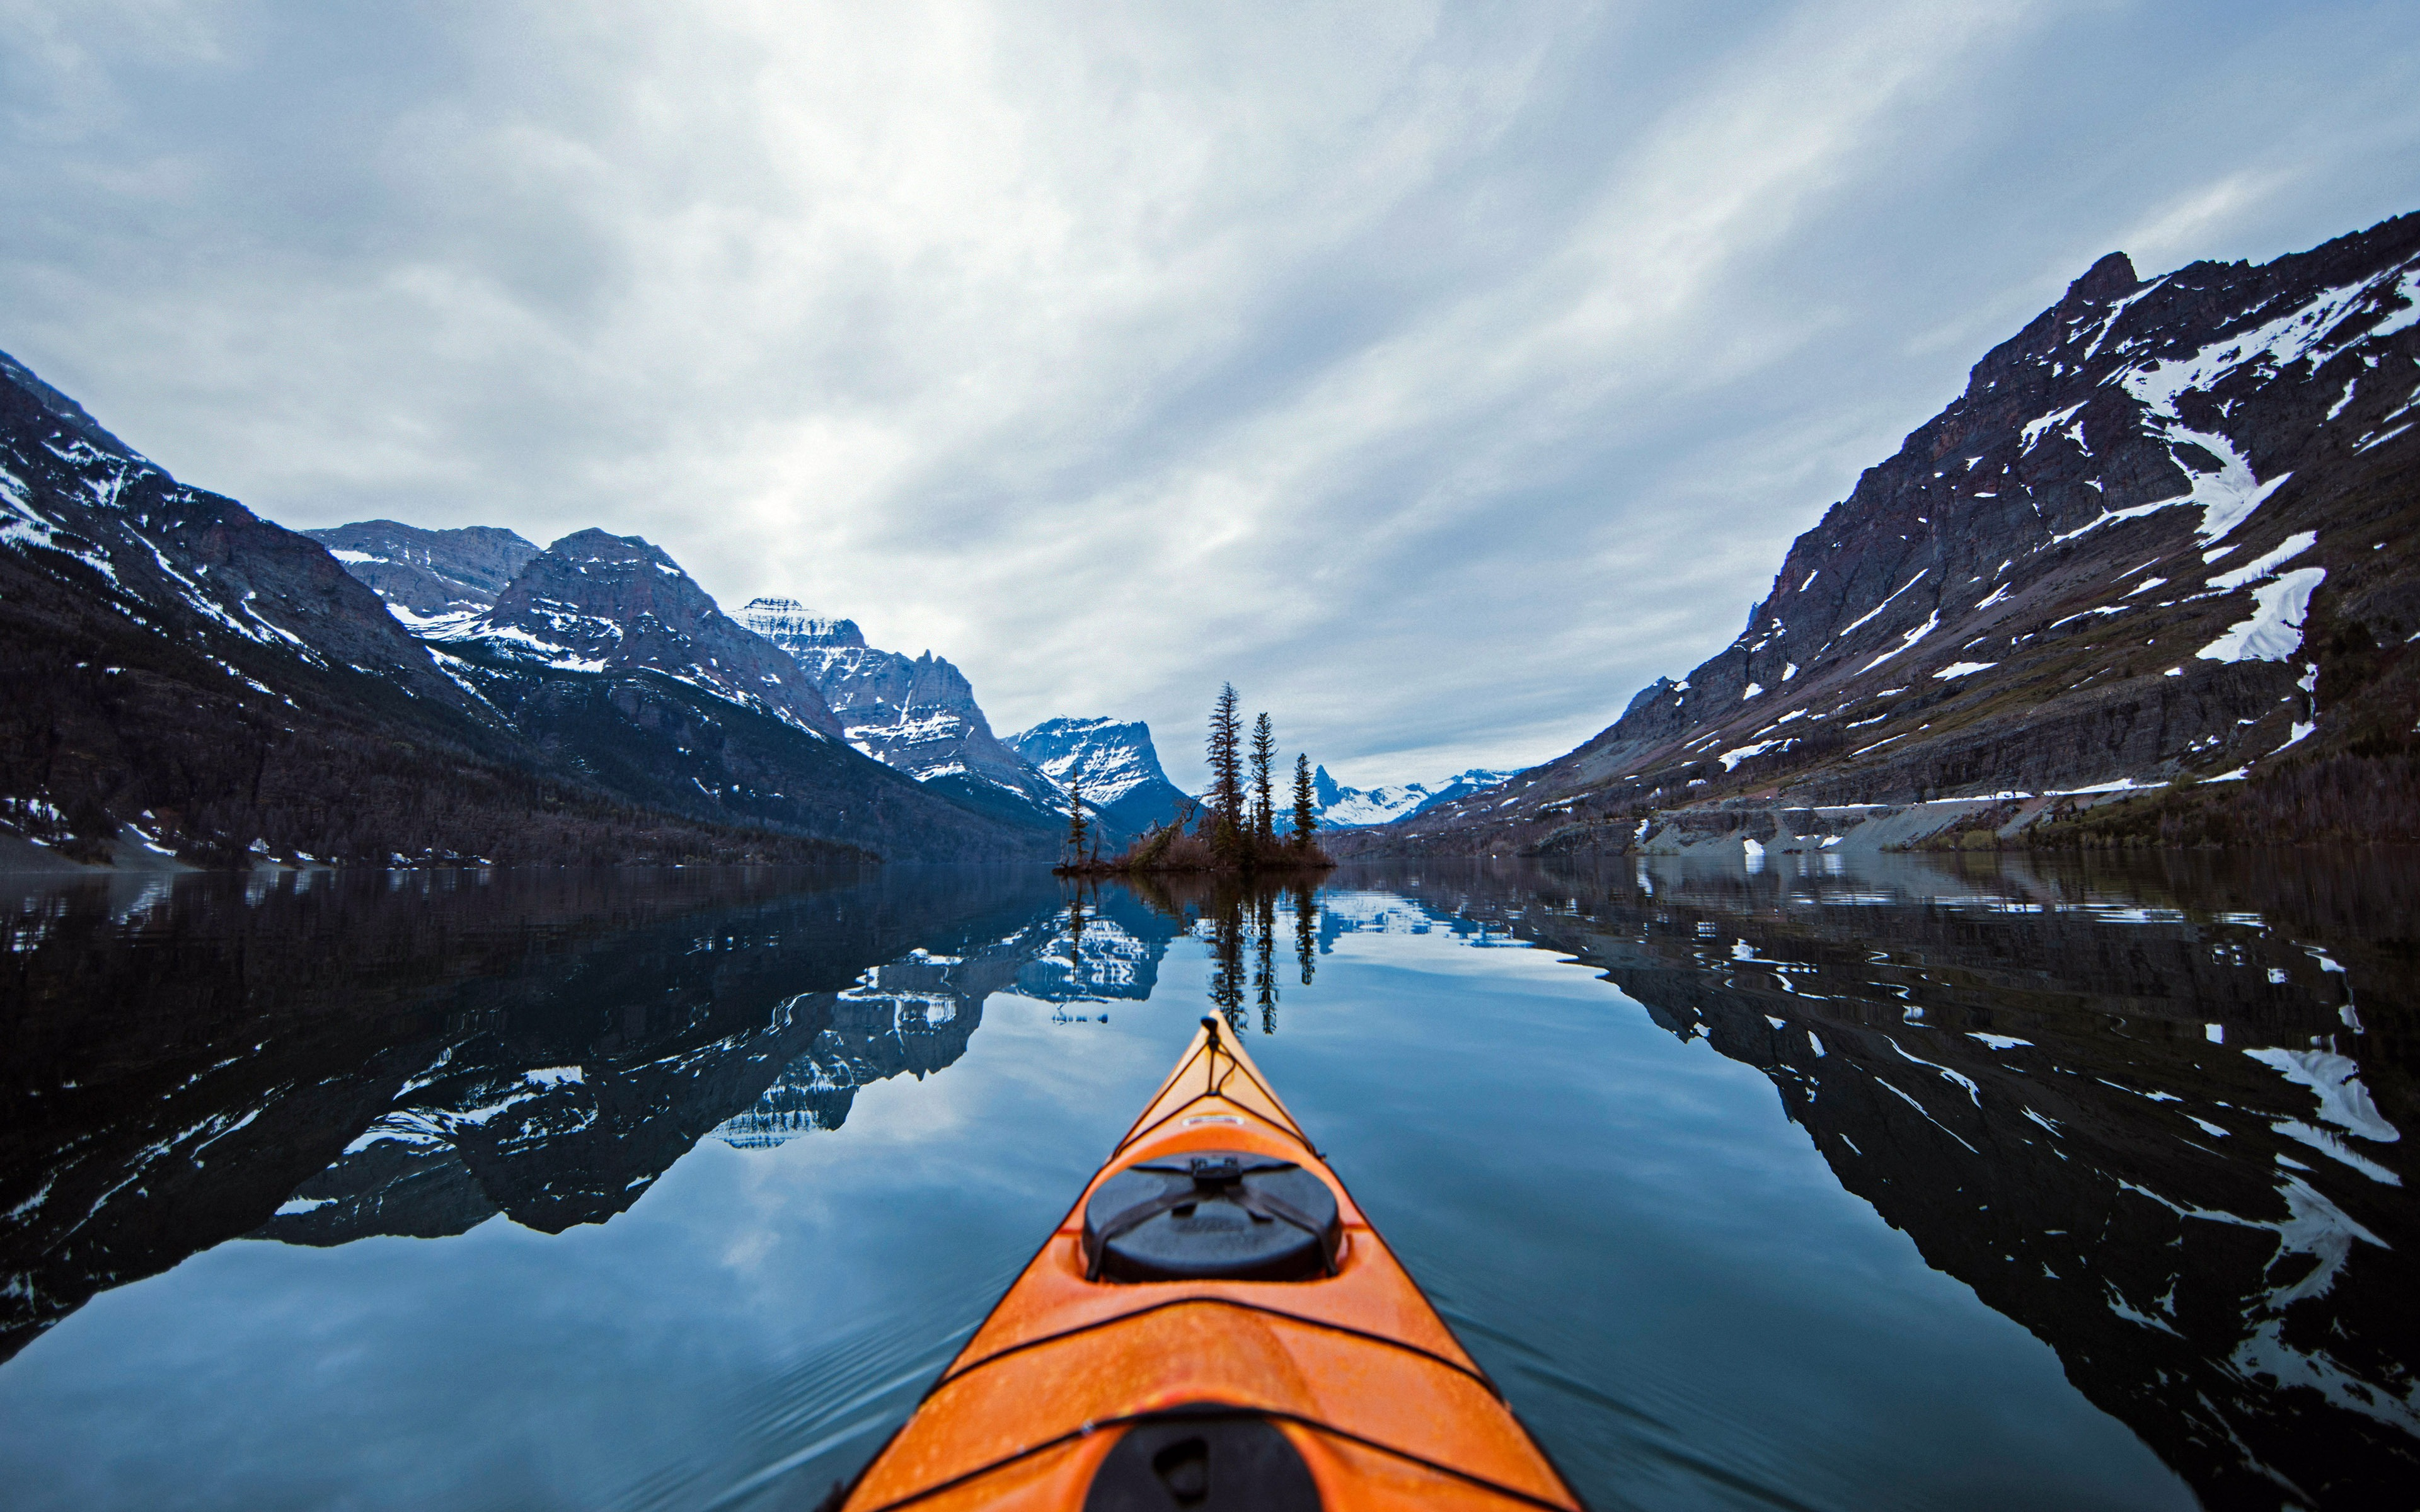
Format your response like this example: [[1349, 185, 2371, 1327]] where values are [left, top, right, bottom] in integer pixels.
[[0, 852, 2411, 1510], [1347, 851, 2416, 1511]]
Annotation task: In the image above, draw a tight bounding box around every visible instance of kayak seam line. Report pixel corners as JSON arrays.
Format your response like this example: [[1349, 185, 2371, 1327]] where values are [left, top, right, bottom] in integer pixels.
[[1113, 1087, 1309, 1156], [1207, 1046, 1306, 1140], [1112, 1042, 1213, 1147], [846, 1404, 1582, 1512], [928, 1295, 1504, 1401]]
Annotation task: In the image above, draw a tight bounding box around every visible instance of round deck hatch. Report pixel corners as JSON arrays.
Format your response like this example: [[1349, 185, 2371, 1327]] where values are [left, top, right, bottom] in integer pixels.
[[1082, 1150, 1340, 1283], [1083, 1407, 1320, 1511]]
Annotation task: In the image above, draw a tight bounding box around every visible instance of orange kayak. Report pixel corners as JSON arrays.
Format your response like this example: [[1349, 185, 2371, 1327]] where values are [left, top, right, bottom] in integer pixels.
[[831, 1016, 1585, 1511]]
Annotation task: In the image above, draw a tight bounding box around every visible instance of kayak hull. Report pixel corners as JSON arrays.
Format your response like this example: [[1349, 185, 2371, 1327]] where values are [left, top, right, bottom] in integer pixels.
[[836, 1017, 1582, 1512]]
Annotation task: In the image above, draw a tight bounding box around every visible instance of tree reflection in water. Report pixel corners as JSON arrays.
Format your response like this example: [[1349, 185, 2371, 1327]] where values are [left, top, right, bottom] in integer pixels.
[[1320, 849, 2417, 1511], [1110, 873, 1320, 1036]]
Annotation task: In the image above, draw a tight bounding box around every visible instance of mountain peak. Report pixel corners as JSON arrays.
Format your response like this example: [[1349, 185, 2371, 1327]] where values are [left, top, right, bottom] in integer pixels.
[[740, 598, 867, 648], [306, 520, 540, 616], [2065, 250, 2139, 305], [451, 539, 842, 738], [1350, 207, 2420, 855], [750, 596, 1057, 810], [1005, 718, 1188, 835], [545, 529, 680, 571]]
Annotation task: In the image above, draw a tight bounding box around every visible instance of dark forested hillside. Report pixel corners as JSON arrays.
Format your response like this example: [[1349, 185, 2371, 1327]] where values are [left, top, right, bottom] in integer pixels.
[[0, 352, 1049, 866], [1352, 211, 2420, 857]]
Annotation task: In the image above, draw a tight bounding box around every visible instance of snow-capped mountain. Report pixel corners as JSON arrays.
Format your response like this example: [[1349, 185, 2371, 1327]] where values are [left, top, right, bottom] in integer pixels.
[[740, 598, 1065, 826], [300, 520, 539, 617], [1364, 209, 2420, 854], [434, 534, 844, 739], [0, 350, 1051, 866], [1311, 765, 1518, 828], [1004, 716, 1192, 838]]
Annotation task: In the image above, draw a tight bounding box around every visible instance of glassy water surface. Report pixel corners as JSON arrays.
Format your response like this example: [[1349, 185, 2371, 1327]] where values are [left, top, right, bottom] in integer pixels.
[[2, 852, 2412, 1510]]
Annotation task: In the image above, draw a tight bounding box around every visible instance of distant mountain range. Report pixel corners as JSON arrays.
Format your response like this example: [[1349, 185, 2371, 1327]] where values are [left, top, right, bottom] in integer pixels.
[[306, 526, 1199, 846], [1345, 209, 2420, 857], [0, 339, 1213, 868], [1311, 765, 1516, 828], [737, 598, 1078, 835], [297, 521, 1204, 852], [1003, 716, 1192, 840], [0, 358, 1064, 866]]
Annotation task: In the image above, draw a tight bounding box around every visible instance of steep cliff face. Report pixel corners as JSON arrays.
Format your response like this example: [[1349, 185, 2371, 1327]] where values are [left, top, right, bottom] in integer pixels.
[[445, 534, 844, 739], [1311, 765, 1515, 828], [0, 351, 844, 866], [1361, 212, 2420, 856], [741, 598, 1066, 826], [0, 352, 1038, 866], [1357, 857, 2416, 1511], [300, 520, 539, 617], [1005, 716, 1191, 839]]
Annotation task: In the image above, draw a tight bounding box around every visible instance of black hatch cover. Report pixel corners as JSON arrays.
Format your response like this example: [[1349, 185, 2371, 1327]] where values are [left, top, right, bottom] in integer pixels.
[[1082, 1150, 1340, 1283], [1083, 1409, 1321, 1511]]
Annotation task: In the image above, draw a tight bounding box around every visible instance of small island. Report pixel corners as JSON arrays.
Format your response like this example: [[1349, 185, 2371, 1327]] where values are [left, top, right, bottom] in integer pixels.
[[1056, 684, 1335, 876]]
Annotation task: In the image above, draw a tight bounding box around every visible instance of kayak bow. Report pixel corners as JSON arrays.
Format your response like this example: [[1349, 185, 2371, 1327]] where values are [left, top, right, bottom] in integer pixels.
[[831, 1016, 1584, 1512]]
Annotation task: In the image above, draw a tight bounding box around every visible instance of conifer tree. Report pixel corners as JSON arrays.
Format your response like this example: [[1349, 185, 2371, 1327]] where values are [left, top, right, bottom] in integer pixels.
[[1206, 684, 1243, 855], [1064, 772, 1087, 862], [1250, 713, 1277, 842], [1291, 753, 1316, 847]]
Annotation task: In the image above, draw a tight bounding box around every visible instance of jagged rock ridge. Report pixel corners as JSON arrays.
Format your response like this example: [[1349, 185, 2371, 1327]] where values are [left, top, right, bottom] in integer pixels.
[[0, 353, 1042, 866], [437, 534, 844, 739], [1358, 211, 2420, 856], [1005, 716, 1192, 839], [1311, 764, 1515, 828], [740, 597, 1068, 828], [300, 520, 539, 618]]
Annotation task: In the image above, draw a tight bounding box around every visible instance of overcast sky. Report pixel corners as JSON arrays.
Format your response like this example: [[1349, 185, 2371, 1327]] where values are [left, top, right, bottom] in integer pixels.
[[6, 1, 2417, 787]]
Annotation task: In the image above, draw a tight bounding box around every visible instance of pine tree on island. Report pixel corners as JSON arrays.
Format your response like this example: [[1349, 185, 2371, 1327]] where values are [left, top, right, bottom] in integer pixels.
[[1207, 683, 1245, 865], [1080, 684, 1334, 874], [1064, 771, 1088, 865], [1291, 753, 1317, 849], [1250, 713, 1277, 842]]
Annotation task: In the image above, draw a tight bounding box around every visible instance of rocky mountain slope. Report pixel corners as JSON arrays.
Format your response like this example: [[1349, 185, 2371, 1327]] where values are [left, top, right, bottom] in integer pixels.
[[300, 520, 539, 618], [1357, 856, 2414, 1509], [740, 598, 1068, 830], [0, 867, 1083, 1358], [1004, 716, 1192, 839], [439, 534, 844, 738], [0, 354, 1044, 866], [1311, 764, 1514, 828], [1349, 211, 2420, 857], [405, 537, 1054, 862]]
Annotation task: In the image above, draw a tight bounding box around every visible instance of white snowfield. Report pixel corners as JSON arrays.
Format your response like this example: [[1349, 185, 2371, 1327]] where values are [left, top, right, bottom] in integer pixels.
[[1318, 767, 1518, 827], [1007, 717, 1177, 809], [2198, 568, 2326, 665]]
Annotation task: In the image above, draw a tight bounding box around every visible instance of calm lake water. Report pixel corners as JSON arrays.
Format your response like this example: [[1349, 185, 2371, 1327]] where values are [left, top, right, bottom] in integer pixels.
[[2, 852, 2412, 1510]]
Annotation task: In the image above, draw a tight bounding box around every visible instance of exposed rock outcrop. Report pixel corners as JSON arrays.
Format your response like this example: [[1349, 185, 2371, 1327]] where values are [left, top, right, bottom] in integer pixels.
[[1005, 716, 1192, 840], [742, 597, 1067, 828], [1351, 212, 2420, 857], [0, 354, 1040, 866], [300, 520, 539, 617]]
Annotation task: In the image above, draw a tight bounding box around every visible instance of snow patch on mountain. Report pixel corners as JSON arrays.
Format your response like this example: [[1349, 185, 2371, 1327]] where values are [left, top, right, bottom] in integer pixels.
[[2198, 568, 2327, 665], [743, 597, 1057, 805], [1313, 766, 1518, 828]]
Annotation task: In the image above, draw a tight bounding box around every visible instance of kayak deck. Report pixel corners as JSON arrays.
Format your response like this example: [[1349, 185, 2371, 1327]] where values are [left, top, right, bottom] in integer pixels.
[[833, 1016, 1583, 1511]]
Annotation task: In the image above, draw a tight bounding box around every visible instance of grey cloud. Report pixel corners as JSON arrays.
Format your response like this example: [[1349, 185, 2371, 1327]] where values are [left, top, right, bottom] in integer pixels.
[[5, 0, 2417, 789]]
